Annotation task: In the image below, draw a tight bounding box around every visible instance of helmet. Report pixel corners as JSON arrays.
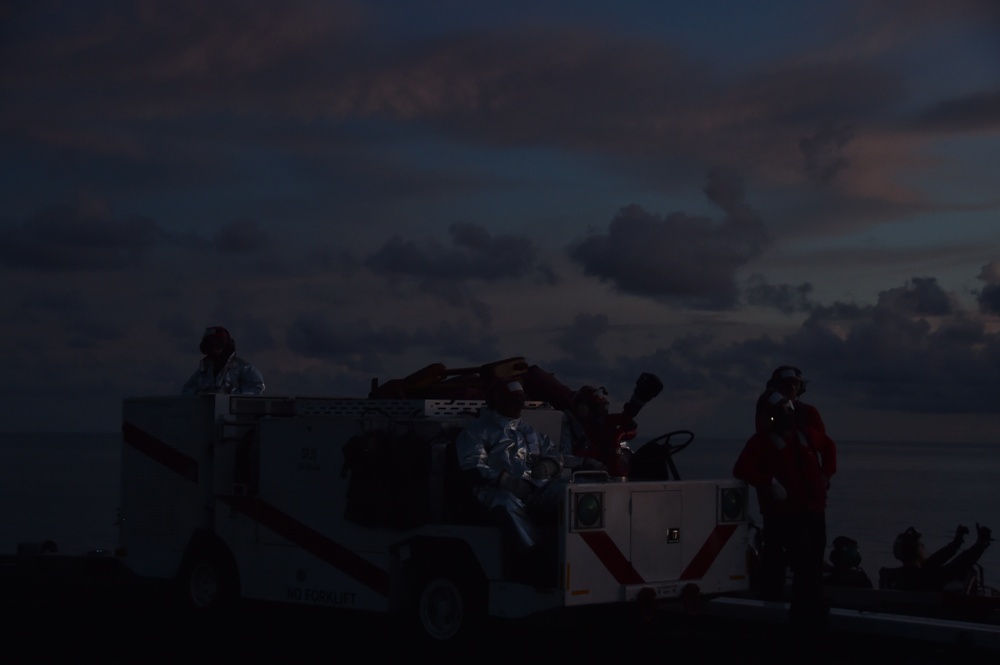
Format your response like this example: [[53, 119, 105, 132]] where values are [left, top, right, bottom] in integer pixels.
[[485, 379, 525, 415], [199, 326, 233, 354], [573, 385, 609, 418], [893, 527, 922, 562], [768, 365, 808, 395], [830, 536, 861, 569]]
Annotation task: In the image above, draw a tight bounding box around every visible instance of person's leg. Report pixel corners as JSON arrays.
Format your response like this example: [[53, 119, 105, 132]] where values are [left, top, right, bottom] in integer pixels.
[[788, 512, 828, 629], [759, 516, 790, 601]]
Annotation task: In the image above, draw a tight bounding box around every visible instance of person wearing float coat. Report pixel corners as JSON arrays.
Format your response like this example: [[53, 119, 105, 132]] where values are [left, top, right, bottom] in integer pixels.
[[182, 326, 265, 395], [734, 388, 837, 630]]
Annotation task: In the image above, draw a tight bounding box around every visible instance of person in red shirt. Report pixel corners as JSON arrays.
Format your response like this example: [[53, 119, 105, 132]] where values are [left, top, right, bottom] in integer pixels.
[[735, 386, 837, 629]]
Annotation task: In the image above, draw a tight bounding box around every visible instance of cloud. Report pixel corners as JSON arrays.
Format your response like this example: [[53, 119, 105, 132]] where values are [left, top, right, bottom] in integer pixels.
[[285, 312, 498, 372], [745, 275, 816, 314], [568, 169, 769, 309], [212, 218, 273, 253], [0, 204, 159, 271], [975, 260, 1000, 315], [916, 89, 1000, 133], [366, 221, 541, 281], [876, 277, 954, 316], [800, 122, 855, 184], [363, 221, 553, 324]]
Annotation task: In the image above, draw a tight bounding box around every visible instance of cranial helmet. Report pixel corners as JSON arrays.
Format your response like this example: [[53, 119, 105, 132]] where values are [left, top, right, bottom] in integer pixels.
[[893, 527, 922, 562], [768, 365, 808, 394], [485, 379, 525, 408], [573, 385, 609, 418], [199, 326, 233, 354], [830, 536, 862, 568]]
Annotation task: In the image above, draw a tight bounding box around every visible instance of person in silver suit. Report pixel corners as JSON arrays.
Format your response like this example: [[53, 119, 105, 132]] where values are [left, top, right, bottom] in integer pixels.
[[181, 325, 264, 396]]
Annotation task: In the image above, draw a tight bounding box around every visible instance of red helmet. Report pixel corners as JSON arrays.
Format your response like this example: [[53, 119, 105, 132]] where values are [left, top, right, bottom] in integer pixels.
[[199, 326, 232, 354]]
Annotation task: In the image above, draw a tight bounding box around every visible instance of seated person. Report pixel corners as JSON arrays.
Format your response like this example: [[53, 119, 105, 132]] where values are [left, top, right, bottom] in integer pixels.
[[454, 378, 568, 582], [879, 524, 992, 592], [823, 535, 873, 588]]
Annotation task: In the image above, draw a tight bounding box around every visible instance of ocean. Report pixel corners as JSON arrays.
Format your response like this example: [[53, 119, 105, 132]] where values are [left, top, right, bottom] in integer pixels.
[[1, 431, 998, 590]]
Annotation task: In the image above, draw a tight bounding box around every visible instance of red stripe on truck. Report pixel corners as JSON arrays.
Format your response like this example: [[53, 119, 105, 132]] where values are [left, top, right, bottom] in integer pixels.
[[679, 523, 739, 580], [581, 522, 739, 586], [579, 531, 645, 585], [218, 495, 390, 597], [122, 421, 199, 482]]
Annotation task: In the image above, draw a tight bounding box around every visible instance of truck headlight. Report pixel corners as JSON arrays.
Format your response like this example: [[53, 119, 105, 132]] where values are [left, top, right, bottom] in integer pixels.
[[573, 491, 604, 530], [719, 486, 746, 523]]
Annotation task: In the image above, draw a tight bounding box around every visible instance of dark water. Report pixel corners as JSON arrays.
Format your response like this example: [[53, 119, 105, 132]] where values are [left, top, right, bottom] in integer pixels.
[[2, 432, 999, 588]]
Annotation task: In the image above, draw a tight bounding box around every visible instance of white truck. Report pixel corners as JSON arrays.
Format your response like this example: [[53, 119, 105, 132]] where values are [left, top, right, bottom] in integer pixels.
[[117, 362, 749, 640]]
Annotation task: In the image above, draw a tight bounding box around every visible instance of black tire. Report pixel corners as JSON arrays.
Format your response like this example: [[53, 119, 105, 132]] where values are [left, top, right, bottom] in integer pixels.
[[176, 547, 239, 615], [417, 574, 467, 641], [410, 568, 486, 644]]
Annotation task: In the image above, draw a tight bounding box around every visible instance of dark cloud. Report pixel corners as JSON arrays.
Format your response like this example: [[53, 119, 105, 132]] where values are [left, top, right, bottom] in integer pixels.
[[363, 222, 550, 324], [568, 170, 769, 309], [553, 313, 610, 362], [876, 277, 954, 316], [975, 261, 1000, 314], [745, 275, 815, 314], [916, 89, 1000, 133], [366, 221, 540, 281], [66, 318, 126, 349], [213, 219, 273, 254], [800, 122, 854, 184], [285, 312, 497, 372], [651, 289, 1000, 417], [0, 204, 159, 271]]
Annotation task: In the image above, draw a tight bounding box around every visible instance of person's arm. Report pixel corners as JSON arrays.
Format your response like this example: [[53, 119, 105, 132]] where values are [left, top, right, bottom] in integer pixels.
[[455, 425, 498, 485], [181, 361, 206, 394], [924, 526, 967, 570], [814, 430, 837, 479], [237, 362, 265, 395]]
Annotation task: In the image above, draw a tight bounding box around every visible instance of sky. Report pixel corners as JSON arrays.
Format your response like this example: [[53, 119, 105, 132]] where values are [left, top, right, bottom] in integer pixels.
[[2, 0, 1000, 443]]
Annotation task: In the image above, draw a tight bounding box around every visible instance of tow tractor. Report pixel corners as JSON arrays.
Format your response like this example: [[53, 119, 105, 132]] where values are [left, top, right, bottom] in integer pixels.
[[117, 358, 749, 640]]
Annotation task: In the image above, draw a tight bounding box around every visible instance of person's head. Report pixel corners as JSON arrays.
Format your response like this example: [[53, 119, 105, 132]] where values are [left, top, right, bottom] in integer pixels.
[[573, 385, 609, 421], [199, 326, 234, 358], [767, 365, 807, 400], [893, 527, 925, 565], [486, 379, 526, 418], [830, 536, 862, 570]]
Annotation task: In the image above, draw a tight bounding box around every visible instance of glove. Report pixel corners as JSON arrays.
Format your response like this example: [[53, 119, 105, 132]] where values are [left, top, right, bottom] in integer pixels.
[[531, 457, 561, 480], [497, 471, 535, 502], [581, 457, 607, 472], [954, 524, 970, 544], [770, 478, 787, 501], [976, 523, 992, 546], [631, 373, 664, 406]]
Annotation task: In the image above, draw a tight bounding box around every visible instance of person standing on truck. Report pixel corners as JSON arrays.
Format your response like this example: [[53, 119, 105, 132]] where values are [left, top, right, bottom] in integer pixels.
[[733, 387, 837, 630], [455, 378, 567, 581], [754, 365, 825, 435], [181, 326, 265, 395]]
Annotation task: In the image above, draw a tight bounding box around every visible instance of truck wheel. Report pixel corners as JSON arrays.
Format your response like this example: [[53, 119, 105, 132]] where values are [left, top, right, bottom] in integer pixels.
[[415, 573, 478, 642], [177, 548, 238, 614]]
